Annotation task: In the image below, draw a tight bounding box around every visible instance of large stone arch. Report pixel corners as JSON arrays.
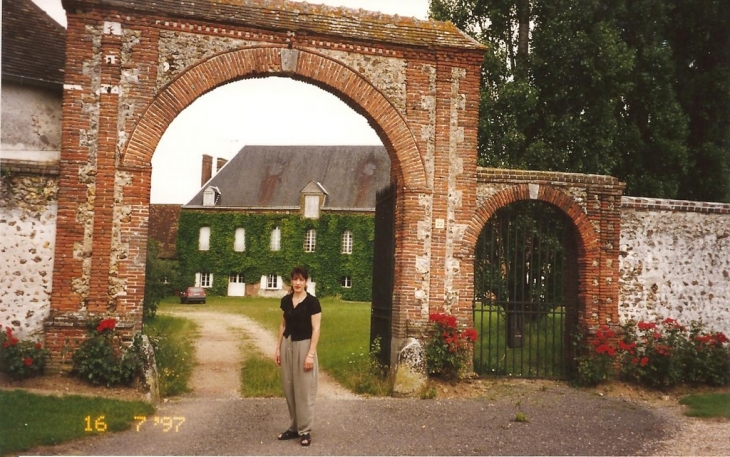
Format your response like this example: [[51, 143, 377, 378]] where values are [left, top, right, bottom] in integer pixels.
[[46, 0, 486, 369], [122, 46, 426, 189]]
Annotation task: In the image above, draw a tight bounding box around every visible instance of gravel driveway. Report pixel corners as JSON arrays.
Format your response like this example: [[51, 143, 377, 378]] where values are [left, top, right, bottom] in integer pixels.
[[20, 310, 728, 456]]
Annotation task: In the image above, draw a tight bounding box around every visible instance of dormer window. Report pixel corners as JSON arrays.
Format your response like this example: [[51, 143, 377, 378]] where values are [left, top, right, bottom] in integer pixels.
[[203, 186, 221, 206], [300, 181, 327, 219]]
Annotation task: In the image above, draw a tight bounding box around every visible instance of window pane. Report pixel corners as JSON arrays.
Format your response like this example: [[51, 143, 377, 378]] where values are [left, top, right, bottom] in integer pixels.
[[201, 272, 212, 288], [341, 230, 353, 254], [234, 228, 245, 252], [270, 227, 281, 251], [199, 227, 210, 251], [304, 229, 316, 252], [304, 195, 320, 218]]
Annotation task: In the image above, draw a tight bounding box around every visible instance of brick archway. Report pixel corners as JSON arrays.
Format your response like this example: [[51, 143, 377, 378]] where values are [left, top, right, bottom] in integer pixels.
[[462, 170, 625, 333], [46, 0, 486, 367], [123, 46, 425, 188], [461, 184, 602, 327]]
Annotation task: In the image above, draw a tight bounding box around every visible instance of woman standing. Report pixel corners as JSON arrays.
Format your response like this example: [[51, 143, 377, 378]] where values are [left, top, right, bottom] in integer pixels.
[[274, 266, 321, 447]]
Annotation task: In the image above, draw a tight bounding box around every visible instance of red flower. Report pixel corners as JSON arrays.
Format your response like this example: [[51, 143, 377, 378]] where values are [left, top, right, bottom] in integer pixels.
[[96, 319, 117, 333], [35, 343, 42, 350], [596, 344, 616, 356], [640, 357, 649, 366], [463, 328, 478, 342], [9, 337, 18, 346], [23, 357, 33, 366], [619, 340, 636, 353], [662, 317, 677, 326], [632, 357, 639, 365], [714, 333, 729, 344], [652, 332, 662, 340], [637, 321, 656, 331]]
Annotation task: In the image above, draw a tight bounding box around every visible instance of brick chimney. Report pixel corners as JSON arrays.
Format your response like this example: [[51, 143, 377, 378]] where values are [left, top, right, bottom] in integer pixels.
[[201, 154, 213, 186], [216, 158, 228, 172]]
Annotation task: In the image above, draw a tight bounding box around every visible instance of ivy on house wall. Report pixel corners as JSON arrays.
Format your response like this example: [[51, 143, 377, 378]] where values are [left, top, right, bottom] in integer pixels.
[[176, 211, 375, 301]]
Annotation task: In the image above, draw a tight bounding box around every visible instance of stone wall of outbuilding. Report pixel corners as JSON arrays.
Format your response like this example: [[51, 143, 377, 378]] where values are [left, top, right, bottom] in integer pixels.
[[0, 162, 59, 340], [619, 197, 730, 334]]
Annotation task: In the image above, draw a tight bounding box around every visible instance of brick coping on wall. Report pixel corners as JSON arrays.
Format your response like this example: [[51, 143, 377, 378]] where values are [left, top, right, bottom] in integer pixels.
[[476, 167, 624, 187], [621, 196, 730, 214], [0, 158, 60, 176]]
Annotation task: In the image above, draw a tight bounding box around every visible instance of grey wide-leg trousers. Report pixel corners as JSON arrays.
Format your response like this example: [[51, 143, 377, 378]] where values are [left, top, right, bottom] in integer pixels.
[[280, 336, 318, 435]]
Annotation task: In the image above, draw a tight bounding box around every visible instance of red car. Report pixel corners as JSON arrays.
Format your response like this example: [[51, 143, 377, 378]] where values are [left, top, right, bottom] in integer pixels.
[[180, 287, 206, 304]]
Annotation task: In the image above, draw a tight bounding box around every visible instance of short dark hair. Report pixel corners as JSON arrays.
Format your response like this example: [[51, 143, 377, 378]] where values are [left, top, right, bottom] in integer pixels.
[[290, 266, 309, 281]]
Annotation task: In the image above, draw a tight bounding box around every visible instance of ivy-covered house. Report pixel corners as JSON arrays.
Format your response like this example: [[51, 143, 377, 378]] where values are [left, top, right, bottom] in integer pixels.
[[177, 145, 391, 301]]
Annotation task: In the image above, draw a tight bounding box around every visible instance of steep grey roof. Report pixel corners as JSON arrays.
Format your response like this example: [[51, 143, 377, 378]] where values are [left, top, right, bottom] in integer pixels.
[[185, 145, 391, 210], [2, 0, 66, 87]]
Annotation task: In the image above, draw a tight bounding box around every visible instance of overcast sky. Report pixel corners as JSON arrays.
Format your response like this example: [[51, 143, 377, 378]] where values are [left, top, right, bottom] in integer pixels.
[[31, 0, 431, 204]]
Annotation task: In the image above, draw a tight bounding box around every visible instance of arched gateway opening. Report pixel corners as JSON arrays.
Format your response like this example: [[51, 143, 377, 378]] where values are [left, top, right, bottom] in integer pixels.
[[46, 0, 486, 371]]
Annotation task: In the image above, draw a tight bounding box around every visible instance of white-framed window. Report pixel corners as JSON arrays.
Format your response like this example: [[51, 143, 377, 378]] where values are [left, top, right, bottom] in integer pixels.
[[341, 230, 353, 254], [199, 226, 210, 251], [341, 276, 352, 288], [199, 272, 213, 288], [304, 229, 316, 252], [266, 274, 279, 289], [203, 188, 216, 206], [229, 273, 245, 283], [270, 227, 281, 251], [304, 195, 320, 219], [234, 228, 245, 252]]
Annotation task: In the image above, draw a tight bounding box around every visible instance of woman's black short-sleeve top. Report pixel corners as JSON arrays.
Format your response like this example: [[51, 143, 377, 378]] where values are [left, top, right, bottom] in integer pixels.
[[281, 293, 322, 342]]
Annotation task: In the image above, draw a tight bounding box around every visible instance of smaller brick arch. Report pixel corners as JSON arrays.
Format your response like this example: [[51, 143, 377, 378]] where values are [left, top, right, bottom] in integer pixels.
[[460, 184, 602, 330], [463, 184, 600, 258], [122, 45, 426, 189]]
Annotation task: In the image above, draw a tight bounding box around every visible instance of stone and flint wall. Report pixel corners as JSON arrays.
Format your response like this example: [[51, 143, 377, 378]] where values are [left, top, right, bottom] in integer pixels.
[[48, 0, 486, 368], [0, 162, 59, 341], [619, 198, 730, 335]]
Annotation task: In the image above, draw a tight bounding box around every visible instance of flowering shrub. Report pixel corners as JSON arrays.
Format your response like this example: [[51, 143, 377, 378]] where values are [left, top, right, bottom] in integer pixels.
[[573, 325, 617, 386], [425, 313, 478, 379], [0, 326, 49, 380], [71, 318, 144, 386], [619, 318, 729, 389]]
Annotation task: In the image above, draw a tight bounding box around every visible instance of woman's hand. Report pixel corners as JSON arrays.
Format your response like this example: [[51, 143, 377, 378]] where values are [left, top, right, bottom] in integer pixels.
[[274, 347, 281, 366], [304, 354, 315, 371]]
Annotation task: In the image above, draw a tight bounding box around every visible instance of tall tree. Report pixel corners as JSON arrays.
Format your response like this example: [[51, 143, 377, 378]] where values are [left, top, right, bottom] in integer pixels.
[[431, 0, 727, 201], [666, 0, 730, 201]]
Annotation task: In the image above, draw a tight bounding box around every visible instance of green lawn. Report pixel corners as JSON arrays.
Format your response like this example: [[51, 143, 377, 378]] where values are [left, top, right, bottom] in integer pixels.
[[0, 390, 154, 456], [679, 392, 730, 418], [159, 295, 390, 395]]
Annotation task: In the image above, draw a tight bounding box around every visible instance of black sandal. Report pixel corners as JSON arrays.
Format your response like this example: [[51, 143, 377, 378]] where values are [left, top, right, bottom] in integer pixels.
[[300, 433, 311, 446], [277, 429, 298, 440]]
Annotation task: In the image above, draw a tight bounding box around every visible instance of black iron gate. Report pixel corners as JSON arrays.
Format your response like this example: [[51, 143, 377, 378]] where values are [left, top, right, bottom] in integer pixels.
[[370, 183, 396, 368], [473, 201, 578, 378]]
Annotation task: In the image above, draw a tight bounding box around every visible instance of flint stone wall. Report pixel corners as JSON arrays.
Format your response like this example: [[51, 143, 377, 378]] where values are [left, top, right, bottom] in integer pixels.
[[0, 164, 59, 340], [619, 197, 730, 334]]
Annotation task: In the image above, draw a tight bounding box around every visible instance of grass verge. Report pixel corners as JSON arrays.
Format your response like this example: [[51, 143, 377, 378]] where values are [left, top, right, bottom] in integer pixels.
[[240, 343, 282, 398], [0, 390, 154, 456], [144, 314, 198, 397], [679, 392, 730, 418]]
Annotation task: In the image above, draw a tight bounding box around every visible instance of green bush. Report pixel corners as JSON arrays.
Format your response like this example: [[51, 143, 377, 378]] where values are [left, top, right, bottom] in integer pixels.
[[617, 318, 729, 389], [425, 313, 478, 379], [0, 326, 48, 380], [572, 325, 617, 387], [71, 318, 144, 386]]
